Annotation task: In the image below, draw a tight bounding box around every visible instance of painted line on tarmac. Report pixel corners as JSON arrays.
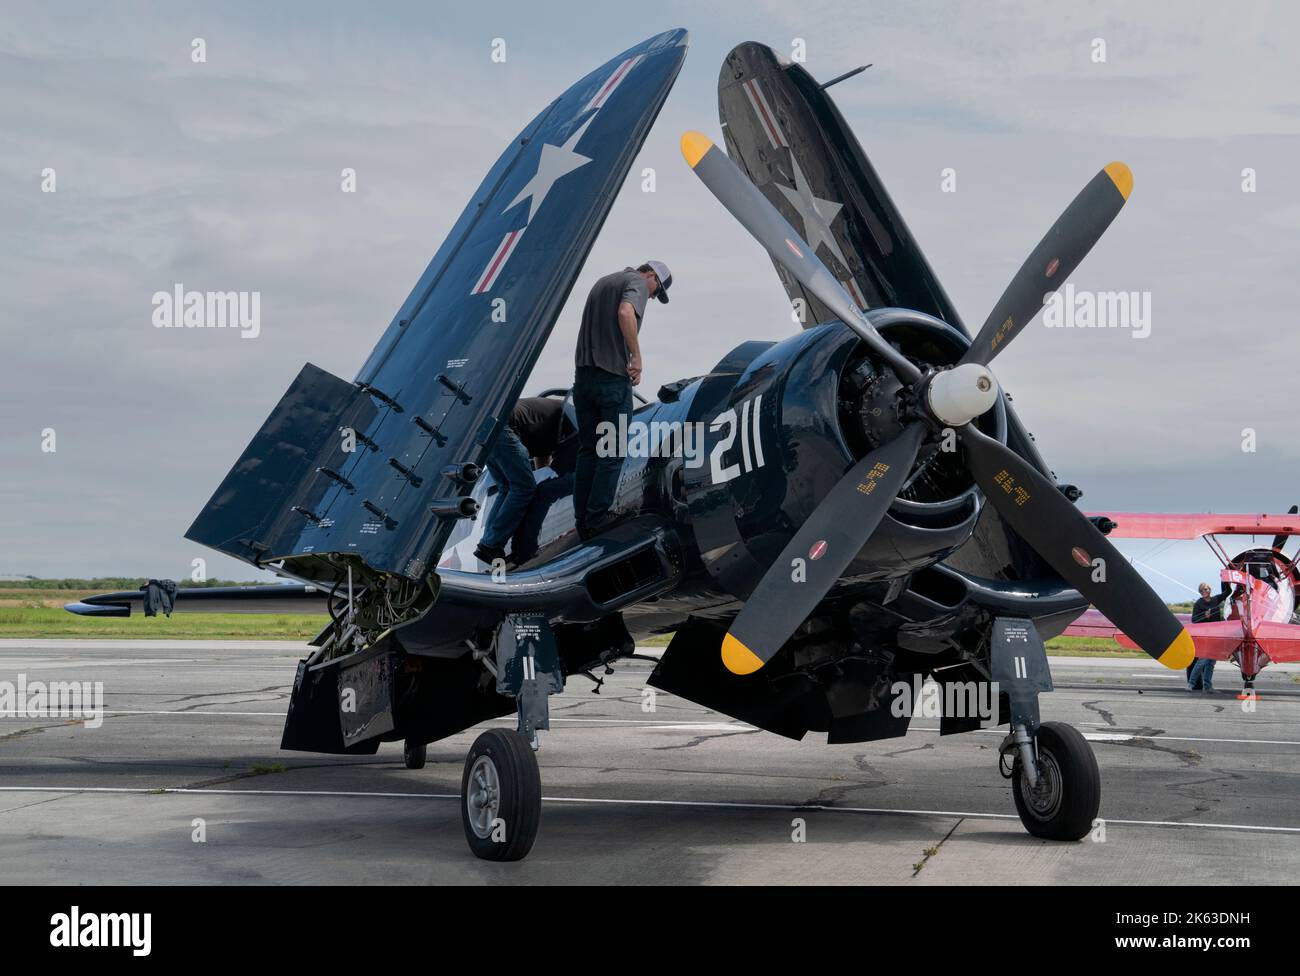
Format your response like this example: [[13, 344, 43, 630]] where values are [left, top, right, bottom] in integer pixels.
[[0, 785, 1294, 835], [909, 726, 1300, 747], [1, 659, 201, 670], [87, 710, 736, 730], [28, 710, 1300, 746], [1097, 733, 1300, 746]]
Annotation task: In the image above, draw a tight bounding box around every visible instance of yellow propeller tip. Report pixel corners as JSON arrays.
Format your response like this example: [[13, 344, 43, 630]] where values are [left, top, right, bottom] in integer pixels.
[[1104, 161, 1133, 201], [721, 634, 764, 675], [681, 130, 714, 169], [1156, 628, 1195, 671]]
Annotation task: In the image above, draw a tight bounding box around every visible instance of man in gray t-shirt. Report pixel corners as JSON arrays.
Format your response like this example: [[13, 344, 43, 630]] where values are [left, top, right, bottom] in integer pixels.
[[571, 261, 672, 538]]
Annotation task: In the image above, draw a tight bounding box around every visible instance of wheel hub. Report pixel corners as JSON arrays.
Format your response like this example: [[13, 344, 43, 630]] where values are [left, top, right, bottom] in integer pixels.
[[466, 755, 502, 839], [1022, 748, 1063, 820]]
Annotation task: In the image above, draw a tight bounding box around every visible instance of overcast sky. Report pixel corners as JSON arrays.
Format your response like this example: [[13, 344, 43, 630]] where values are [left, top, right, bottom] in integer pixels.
[[2, 0, 1297, 597]]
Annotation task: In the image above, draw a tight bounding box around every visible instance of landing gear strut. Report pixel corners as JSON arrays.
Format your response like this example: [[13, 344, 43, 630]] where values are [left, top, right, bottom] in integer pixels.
[[459, 614, 559, 861], [990, 617, 1100, 841], [1238, 673, 1259, 701]]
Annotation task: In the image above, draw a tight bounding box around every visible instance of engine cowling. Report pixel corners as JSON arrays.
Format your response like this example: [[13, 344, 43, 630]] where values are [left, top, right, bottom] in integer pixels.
[[682, 315, 1006, 601]]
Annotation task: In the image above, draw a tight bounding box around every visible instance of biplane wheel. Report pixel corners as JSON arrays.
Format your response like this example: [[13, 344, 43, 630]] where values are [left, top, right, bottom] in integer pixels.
[[402, 739, 427, 770], [460, 729, 541, 861], [1012, 722, 1100, 841]]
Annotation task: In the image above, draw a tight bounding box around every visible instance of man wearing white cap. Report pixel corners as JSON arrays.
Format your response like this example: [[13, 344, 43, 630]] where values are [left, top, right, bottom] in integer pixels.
[[571, 261, 672, 539]]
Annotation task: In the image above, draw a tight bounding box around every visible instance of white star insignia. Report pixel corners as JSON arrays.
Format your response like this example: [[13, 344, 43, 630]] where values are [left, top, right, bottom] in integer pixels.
[[505, 115, 595, 223], [775, 153, 849, 271]]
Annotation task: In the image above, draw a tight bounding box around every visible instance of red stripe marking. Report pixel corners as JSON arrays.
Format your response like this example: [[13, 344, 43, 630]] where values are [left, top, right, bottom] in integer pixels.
[[843, 278, 867, 309], [746, 79, 784, 147], [589, 57, 634, 109], [473, 230, 519, 294]]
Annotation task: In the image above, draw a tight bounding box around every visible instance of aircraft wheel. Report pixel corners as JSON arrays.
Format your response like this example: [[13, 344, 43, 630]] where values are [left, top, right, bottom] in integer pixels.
[[402, 738, 427, 770], [1012, 721, 1100, 841], [461, 729, 541, 861]]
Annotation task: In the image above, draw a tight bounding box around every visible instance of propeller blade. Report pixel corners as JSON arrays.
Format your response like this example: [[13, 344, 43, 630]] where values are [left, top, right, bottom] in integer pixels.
[[959, 424, 1193, 669], [961, 162, 1133, 368], [721, 424, 925, 675], [1272, 504, 1298, 551], [681, 131, 921, 385]]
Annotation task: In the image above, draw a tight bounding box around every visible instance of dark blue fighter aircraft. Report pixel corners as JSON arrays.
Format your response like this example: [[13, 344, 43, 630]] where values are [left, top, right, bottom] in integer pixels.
[[71, 31, 1194, 861]]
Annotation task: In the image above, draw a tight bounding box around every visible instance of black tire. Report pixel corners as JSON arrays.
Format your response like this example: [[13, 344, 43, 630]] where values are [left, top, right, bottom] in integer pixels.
[[460, 729, 541, 861], [403, 739, 427, 770], [1012, 721, 1100, 841]]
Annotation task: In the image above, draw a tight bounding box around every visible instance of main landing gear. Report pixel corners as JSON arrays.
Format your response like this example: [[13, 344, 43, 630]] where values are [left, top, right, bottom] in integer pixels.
[[991, 617, 1101, 841], [1238, 672, 1259, 702], [461, 727, 541, 861], [458, 614, 558, 861], [1235, 644, 1263, 700], [438, 615, 1101, 858], [402, 738, 427, 770], [1006, 721, 1101, 840]]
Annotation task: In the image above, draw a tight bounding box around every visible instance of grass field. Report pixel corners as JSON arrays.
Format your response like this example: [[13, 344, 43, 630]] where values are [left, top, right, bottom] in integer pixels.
[[0, 608, 328, 640], [0, 580, 329, 639], [0, 580, 1149, 656]]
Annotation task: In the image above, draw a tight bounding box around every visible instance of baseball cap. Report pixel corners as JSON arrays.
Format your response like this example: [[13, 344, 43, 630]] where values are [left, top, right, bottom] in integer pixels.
[[644, 260, 672, 304]]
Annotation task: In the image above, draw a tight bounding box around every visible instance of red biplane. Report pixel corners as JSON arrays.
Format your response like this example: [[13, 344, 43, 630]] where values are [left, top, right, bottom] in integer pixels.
[[1066, 510, 1300, 697]]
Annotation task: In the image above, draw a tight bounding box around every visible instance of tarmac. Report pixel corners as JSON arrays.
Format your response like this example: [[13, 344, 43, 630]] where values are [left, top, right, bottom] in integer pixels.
[[0, 639, 1295, 884]]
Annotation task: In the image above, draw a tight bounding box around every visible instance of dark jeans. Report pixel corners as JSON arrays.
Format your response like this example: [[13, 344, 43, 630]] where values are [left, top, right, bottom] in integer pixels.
[[572, 366, 632, 528], [507, 471, 573, 563], [1188, 657, 1216, 690], [481, 427, 535, 549]]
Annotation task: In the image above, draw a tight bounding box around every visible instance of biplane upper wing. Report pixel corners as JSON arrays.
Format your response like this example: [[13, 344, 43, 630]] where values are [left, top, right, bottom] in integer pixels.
[[1088, 512, 1300, 540], [184, 30, 688, 584]]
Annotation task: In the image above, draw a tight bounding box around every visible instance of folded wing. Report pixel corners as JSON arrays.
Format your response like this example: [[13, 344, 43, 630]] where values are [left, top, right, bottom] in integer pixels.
[[186, 30, 689, 584]]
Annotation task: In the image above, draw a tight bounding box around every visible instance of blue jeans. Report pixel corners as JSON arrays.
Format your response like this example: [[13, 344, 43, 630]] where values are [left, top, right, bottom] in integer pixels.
[[481, 428, 535, 549], [572, 366, 632, 528], [1188, 657, 1216, 690], [509, 472, 573, 562]]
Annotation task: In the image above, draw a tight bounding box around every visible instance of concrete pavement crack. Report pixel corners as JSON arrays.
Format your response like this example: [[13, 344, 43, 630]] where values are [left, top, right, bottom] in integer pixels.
[[912, 818, 963, 877], [1082, 700, 1116, 727], [652, 729, 759, 751]]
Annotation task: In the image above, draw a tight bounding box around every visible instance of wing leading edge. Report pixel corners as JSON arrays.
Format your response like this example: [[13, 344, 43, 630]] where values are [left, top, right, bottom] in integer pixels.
[[1087, 512, 1300, 541]]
